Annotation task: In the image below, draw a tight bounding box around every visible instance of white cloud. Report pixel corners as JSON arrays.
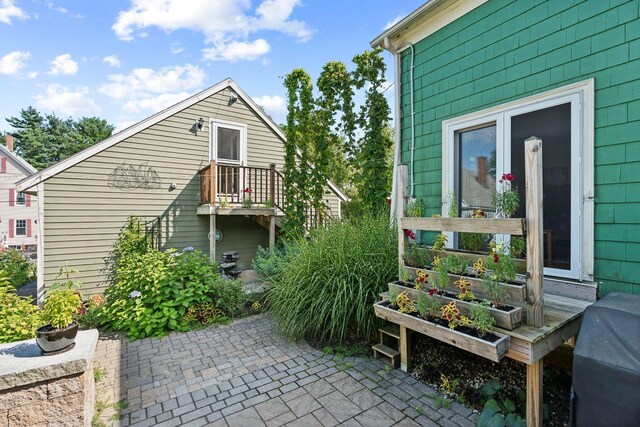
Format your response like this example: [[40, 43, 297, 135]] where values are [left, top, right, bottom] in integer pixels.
[[383, 14, 405, 30], [123, 92, 191, 113], [102, 55, 121, 68], [34, 84, 101, 116], [26, 71, 37, 78], [0, 0, 28, 24], [112, 0, 311, 62], [45, 1, 67, 14], [99, 64, 205, 99], [252, 95, 286, 124], [202, 39, 270, 62], [0, 50, 30, 75], [99, 64, 205, 114], [114, 120, 137, 133], [169, 42, 184, 54], [49, 53, 79, 75]]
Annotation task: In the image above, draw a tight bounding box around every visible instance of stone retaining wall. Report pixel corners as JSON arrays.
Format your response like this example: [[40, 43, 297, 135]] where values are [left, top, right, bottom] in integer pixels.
[[0, 330, 98, 427]]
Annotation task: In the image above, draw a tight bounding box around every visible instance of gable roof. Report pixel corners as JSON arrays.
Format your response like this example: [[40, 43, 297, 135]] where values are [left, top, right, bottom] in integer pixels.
[[0, 144, 37, 175], [16, 78, 348, 201]]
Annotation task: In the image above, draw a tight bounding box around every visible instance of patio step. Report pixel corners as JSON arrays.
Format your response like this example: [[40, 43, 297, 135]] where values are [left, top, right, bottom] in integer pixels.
[[372, 343, 400, 368]]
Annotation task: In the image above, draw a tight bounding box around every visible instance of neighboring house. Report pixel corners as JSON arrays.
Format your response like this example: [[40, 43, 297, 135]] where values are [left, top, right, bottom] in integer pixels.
[[18, 78, 347, 302], [0, 135, 37, 251], [373, 0, 639, 296]]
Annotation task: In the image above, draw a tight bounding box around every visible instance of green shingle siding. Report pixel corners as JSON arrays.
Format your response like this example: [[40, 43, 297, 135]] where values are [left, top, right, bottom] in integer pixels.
[[400, 0, 640, 295]]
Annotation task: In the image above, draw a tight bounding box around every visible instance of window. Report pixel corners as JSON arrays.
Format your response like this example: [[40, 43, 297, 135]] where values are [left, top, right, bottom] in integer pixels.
[[16, 192, 26, 206], [15, 219, 26, 236], [442, 80, 594, 280], [211, 120, 247, 195]]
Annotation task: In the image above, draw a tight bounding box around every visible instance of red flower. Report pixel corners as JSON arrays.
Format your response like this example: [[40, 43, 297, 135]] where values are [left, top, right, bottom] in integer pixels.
[[500, 173, 515, 183], [428, 289, 438, 296], [404, 229, 416, 240], [493, 253, 499, 264], [385, 197, 392, 205], [242, 187, 252, 193], [417, 276, 425, 283]]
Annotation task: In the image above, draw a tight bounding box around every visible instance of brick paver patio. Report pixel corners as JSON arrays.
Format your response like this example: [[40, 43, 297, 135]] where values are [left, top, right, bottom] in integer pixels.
[[94, 315, 477, 427]]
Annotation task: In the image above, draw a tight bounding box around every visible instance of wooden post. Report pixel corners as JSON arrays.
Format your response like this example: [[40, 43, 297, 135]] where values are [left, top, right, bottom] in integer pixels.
[[399, 325, 411, 372], [270, 163, 276, 207], [209, 159, 216, 205], [397, 165, 409, 272], [524, 137, 544, 328], [209, 214, 216, 262], [269, 215, 276, 252], [526, 360, 543, 427]]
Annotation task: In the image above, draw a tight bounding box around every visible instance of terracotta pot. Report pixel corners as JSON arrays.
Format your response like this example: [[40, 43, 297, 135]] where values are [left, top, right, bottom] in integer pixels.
[[35, 321, 79, 355]]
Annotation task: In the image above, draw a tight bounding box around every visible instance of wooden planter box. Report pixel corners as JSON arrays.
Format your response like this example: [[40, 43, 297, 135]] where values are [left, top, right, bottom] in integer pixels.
[[373, 301, 510, 363], [404, 266, 527, 305], [430, 248, 527, 274], [388, 282, 523, 330]]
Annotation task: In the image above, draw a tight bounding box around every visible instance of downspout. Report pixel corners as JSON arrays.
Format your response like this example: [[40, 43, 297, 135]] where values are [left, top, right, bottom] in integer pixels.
[[400, 42, 416, 199], [384, 36, 401, 221]]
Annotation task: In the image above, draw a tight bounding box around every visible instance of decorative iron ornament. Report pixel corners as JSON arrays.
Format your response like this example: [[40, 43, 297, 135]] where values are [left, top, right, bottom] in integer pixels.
[[108, 162, 162, 190]]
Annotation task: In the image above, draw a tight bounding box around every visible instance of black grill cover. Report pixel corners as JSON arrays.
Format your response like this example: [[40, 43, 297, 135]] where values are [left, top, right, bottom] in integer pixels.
[[569, 292, 640, 427]]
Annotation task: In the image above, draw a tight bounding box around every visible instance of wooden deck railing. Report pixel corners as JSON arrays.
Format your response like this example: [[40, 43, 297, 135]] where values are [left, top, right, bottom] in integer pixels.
[[199, 161, 285, 210]]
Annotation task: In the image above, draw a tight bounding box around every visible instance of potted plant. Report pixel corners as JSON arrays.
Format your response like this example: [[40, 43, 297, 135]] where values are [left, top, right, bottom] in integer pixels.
[[36, 288, 82, 355]]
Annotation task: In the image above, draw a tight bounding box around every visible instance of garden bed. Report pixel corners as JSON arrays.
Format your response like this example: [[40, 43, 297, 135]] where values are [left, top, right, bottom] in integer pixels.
[[373, 301, 510, 363], [404, 266, 527, 305], [388, 282, 523, 330]]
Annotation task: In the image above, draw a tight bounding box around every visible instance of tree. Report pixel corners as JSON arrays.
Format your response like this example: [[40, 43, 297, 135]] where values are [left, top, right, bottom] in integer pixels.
[[5, 107, 114, 170]]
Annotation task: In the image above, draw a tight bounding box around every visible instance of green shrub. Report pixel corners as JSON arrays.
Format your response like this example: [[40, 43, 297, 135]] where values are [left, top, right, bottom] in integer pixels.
[[100, 247, 243, 340], [104, 216, 152, 285], [0, 249, 36, 288], [0, 284, 41, 343], [42, 289, 82, 329], [251, 245, 288, 278], [267, 214, 398, 344]]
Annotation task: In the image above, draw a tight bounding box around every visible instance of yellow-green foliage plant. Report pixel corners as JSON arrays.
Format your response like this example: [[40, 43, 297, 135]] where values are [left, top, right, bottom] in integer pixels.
[[42, 289, 82, 329], [396, 291, 416, 314], [0, 281, 42, 343]]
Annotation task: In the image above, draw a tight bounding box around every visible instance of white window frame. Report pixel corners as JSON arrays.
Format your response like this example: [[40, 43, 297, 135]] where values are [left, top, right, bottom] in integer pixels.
[[15, 219, 26, 236], [441, 79, 594, 281], [16, 192, 26, 206], [210, 119, 247, 166]]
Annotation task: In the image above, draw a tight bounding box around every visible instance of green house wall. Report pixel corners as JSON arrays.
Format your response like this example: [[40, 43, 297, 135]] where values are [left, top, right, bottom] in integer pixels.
[[399, 0, 640, 295]]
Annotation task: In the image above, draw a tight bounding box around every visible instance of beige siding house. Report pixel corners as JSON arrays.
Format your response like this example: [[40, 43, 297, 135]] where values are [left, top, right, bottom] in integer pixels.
[[18, 79, 347, 302], [0, 136, 38, 251]]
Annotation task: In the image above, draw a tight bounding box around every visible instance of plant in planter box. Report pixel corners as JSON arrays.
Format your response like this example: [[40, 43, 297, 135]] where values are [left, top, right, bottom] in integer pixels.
[[432, 233, 448, 251], [483, 244, 516, 307], [493, 173, 520, 218], [416, 290, 440, 319], [441, 301, 461, 329], [396, 291, 416, 314], [388, 286, 400, 308], [432, 256, 449, 293], [414, 269, 429, 291], [455, 277, 475, 301], [242, 187, 253, 208], [470, 301, 496, 337], [458, 209, 491, 252], [406, 198, 425, 217], [37, 288, 82, 355], [399, 267, 410, 284], [404, 243, 429, 268], [444, 254, 469, 275], [509, 236, 526, 259]]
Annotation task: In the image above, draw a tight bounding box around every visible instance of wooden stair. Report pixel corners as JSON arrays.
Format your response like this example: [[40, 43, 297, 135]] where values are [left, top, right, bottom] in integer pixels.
[[372, 324, 401, 368]]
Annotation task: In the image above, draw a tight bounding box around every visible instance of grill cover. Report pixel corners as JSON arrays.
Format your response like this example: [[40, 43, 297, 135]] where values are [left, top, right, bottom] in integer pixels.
[[570, 292, 640, 427]]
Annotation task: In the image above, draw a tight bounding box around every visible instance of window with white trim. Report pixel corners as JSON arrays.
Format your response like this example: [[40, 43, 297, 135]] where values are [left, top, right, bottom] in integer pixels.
[[211, 120, 247, 195], [16, 192, 26, 205], [15, 219, 26, 236], [442, 80, 594, 281]]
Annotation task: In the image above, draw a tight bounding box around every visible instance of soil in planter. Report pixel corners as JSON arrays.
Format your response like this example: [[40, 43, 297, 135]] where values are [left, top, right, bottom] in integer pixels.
[[411, 335, 572, 426]]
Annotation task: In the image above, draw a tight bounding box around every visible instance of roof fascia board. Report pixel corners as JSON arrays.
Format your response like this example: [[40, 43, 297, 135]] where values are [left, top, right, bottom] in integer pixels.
[[0, 145, 37, 174]]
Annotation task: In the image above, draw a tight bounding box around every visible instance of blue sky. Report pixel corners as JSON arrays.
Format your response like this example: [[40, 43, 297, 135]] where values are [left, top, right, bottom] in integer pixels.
[[0, 0, 424, 132]]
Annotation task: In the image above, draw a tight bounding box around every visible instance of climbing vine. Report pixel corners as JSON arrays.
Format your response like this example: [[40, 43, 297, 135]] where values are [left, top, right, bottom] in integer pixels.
[[282, 69, 314, 239]]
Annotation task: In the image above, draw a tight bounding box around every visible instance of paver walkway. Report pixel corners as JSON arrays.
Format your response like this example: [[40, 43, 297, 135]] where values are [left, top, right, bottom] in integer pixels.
[[94, 315, 477, 427]]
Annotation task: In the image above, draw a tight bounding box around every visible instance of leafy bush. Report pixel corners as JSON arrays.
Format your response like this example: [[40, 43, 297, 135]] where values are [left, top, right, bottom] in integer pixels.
[[0, 249, 36, 288], [267, 214, 398, 343], [251, 245, 288, 278], [43, 289, 82, 329], [0, 284, 41, 343], [100, 246, 244, 340]]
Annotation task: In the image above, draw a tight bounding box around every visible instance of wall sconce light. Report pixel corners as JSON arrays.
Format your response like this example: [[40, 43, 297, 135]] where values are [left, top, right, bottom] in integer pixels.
[[196, 118, 204, 131], [229, 93, 238, 104]]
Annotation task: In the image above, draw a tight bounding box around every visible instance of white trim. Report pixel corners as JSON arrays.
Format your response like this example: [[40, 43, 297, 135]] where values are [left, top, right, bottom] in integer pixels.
[[210, 119, 247, 165], [15, 78, 348, 202], [36, 183, 45, 306], [371, 0, 487, 51], [0, 145, 36, 174], [441, 79, 595, 281]]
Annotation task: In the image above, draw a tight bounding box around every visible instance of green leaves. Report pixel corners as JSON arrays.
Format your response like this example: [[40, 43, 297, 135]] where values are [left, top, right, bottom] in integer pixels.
[[0, 284, 42, 343]]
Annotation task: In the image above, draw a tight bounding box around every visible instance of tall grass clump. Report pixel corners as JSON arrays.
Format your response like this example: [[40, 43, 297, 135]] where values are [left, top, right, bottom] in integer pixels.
[[267, 214, 397, 344]]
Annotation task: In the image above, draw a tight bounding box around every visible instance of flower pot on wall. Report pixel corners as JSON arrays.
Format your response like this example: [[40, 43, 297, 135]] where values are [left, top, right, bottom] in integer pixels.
[[35, 321, 79, 355]]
